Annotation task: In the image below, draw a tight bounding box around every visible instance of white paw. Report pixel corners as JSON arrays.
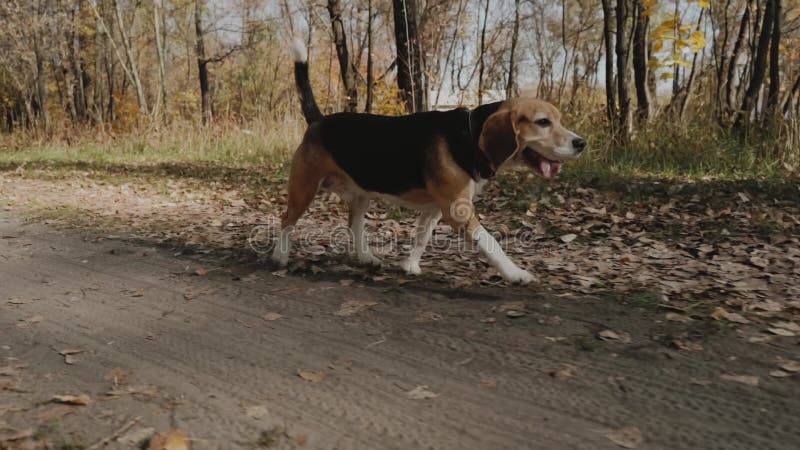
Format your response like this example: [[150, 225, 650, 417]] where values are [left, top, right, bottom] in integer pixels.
[[271, 249, 289, 267], [399, 258, 421, 275], [503, 269, 536, 285], [357, 252, 383, 267]]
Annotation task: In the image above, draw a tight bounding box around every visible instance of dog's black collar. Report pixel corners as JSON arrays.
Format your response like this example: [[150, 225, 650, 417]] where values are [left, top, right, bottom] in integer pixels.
[[467, 107, 498, 179]]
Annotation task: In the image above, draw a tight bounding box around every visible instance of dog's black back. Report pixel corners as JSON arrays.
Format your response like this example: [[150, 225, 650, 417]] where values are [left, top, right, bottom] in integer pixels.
[[318, 103, 502, 195]]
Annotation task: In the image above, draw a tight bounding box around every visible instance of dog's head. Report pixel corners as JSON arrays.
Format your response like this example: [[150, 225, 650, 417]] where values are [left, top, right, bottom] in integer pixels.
[[478, 98, 586, 179]]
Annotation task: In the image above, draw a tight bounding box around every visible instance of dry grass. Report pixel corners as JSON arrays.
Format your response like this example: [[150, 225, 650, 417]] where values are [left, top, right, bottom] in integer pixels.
[[1, 110, 797, 182]]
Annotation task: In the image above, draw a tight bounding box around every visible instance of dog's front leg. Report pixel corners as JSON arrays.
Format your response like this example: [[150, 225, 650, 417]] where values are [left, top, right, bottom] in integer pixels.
[[466, 217, 536, 284], [400, 209, 442, 275]]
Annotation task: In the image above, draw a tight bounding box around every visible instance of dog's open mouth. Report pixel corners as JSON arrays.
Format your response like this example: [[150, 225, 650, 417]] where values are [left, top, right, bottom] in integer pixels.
[[522, 148, 563, 179]]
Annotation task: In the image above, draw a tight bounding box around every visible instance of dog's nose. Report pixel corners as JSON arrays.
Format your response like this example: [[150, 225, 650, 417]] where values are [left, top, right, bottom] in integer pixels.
[[572, 138, 587, 153]]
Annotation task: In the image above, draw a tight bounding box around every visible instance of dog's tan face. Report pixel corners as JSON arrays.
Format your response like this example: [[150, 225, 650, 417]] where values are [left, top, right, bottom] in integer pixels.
[[479, 98, 586, 179]]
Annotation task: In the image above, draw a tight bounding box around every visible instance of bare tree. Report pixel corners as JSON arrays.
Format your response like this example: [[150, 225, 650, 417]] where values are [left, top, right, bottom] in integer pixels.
[[392, 0, 426, 112], [326, 0, 358, 112]]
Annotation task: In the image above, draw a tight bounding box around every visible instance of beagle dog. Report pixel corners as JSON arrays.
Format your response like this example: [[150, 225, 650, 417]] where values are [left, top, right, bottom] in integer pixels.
[[272, 41, 586, 283]]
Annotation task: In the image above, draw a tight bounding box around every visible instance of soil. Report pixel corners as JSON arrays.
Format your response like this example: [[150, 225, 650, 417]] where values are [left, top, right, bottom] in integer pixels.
[[2, 208, 799, 449]]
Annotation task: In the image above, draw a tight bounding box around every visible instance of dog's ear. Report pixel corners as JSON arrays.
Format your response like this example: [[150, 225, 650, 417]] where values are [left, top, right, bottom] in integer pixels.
[[478, 109, 520, 169]]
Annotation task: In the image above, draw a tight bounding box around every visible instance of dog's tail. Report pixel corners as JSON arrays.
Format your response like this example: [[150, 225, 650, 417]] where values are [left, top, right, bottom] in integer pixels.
[[292, 39, 323, 125]]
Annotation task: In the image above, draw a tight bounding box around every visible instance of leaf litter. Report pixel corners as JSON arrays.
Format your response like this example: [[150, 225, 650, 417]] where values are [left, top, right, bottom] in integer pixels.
[[4, 171, 800, 339]]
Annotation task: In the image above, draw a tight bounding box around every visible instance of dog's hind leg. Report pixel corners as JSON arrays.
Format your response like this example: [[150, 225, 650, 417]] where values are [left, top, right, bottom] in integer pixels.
[[272, 154, 321, 266], [399, 209, 441, 275], [348, 196, 382, 266]]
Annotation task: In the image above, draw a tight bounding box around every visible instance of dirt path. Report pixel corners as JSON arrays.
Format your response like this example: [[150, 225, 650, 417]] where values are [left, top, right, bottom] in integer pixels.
[[1, 208, 799, 449]]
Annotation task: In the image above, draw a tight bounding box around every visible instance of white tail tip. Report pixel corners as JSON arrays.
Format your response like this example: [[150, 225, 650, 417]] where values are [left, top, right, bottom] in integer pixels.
[[292, 38, 307, 63]]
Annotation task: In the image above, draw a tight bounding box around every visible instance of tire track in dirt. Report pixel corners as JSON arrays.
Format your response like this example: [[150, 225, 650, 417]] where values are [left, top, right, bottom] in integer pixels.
[[2, 213, 799, 449]]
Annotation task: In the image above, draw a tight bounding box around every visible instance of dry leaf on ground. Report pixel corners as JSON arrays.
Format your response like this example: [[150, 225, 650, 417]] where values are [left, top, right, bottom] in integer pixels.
[[297, 370, 325, 383], [194, 267, 208, 276], [117, 427, 156, 446], [0, 427, 35, 443], [711, 307, 750, 324], [262, 312, 283, 321], [334, 300, 377, 317], [719, 374, 759, 386], [605, 426, 644, 449], [598, 329, 632, 343], [147, 429, 189, 450], [780, 361, 800, 372], [665, 313, 692, 323], [51, 394, 92, 405], [16, 315, 43, 328], [767, 327, 795, 337], [549, 364, 577, 380], [770, 370, 791, 378], [244, 405, 269, 420], [406, 385, 438, 400], [560, 233, 577, 243]]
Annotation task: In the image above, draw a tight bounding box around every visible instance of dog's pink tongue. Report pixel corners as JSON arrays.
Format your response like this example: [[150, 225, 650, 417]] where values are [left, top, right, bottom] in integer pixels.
[[539, 160, 563, 179]]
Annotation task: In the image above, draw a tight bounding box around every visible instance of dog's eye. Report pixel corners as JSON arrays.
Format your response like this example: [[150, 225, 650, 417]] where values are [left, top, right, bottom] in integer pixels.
[[534, 118, 552, 127]]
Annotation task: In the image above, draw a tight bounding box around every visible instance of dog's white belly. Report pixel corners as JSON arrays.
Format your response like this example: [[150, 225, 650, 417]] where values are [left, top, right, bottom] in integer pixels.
[[320, 176, 437, 211]]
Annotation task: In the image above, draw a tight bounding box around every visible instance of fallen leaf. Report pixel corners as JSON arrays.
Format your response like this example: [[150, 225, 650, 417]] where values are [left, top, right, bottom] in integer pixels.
[[689, 378, 712, 386], [665, 313, 692, 323], [480, 378, 497, 388], [560, 233, 578, 243], [605, 426, 643, 449], [262, 312, 283, 321], [780, 361, 800, 372], [194, 267, 208, 276], [598, 329, 632, 343], [130, 289, 144, 297], [770, 370, 791, 378], [412, 311, 443, 323], [672, 340, 703, 351], [147, 429, 189, 450], [773, 321, 800, 332], [767, 327, 796, 337], [711, 307, 750, 324], [497, 301, 526, 312], [58, 348, 84, 356], [297, 370, 325, 383], [334, 300, 377, 317], [406, 385, 438, 400], [16, 315, 44, 328], [339, 279, 355, 287], [549, 364, 577, 380], [0, 427, 35, 442], [506, 310, 526, 318], [117, 427, 156, 446], [719, 374, 759, 386], [51, 394, 92, 405], [244, 405, 269, 420]]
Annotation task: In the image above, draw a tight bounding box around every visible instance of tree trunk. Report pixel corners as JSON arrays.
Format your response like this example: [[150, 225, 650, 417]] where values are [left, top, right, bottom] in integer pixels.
[[153, 0, 168, 122], [766, 0, 781, 115], [736, 0, 775, 129], [600, 0, 616, 124], [477, 0, 490, 104], [674, 10, 705, 118], [194, 0, 212, 125], [392, 0, 426, 112], [615, 0, 632, 142], [632, 0, 649, 122], [113, 0, 147, 114], [326, 0, 358, 112], [783, 72, 800, 117], [724, 0, 751, 119], [506, 0, 520, 98], [365, 0, 374, 113], [33, 1, 50, 133]]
